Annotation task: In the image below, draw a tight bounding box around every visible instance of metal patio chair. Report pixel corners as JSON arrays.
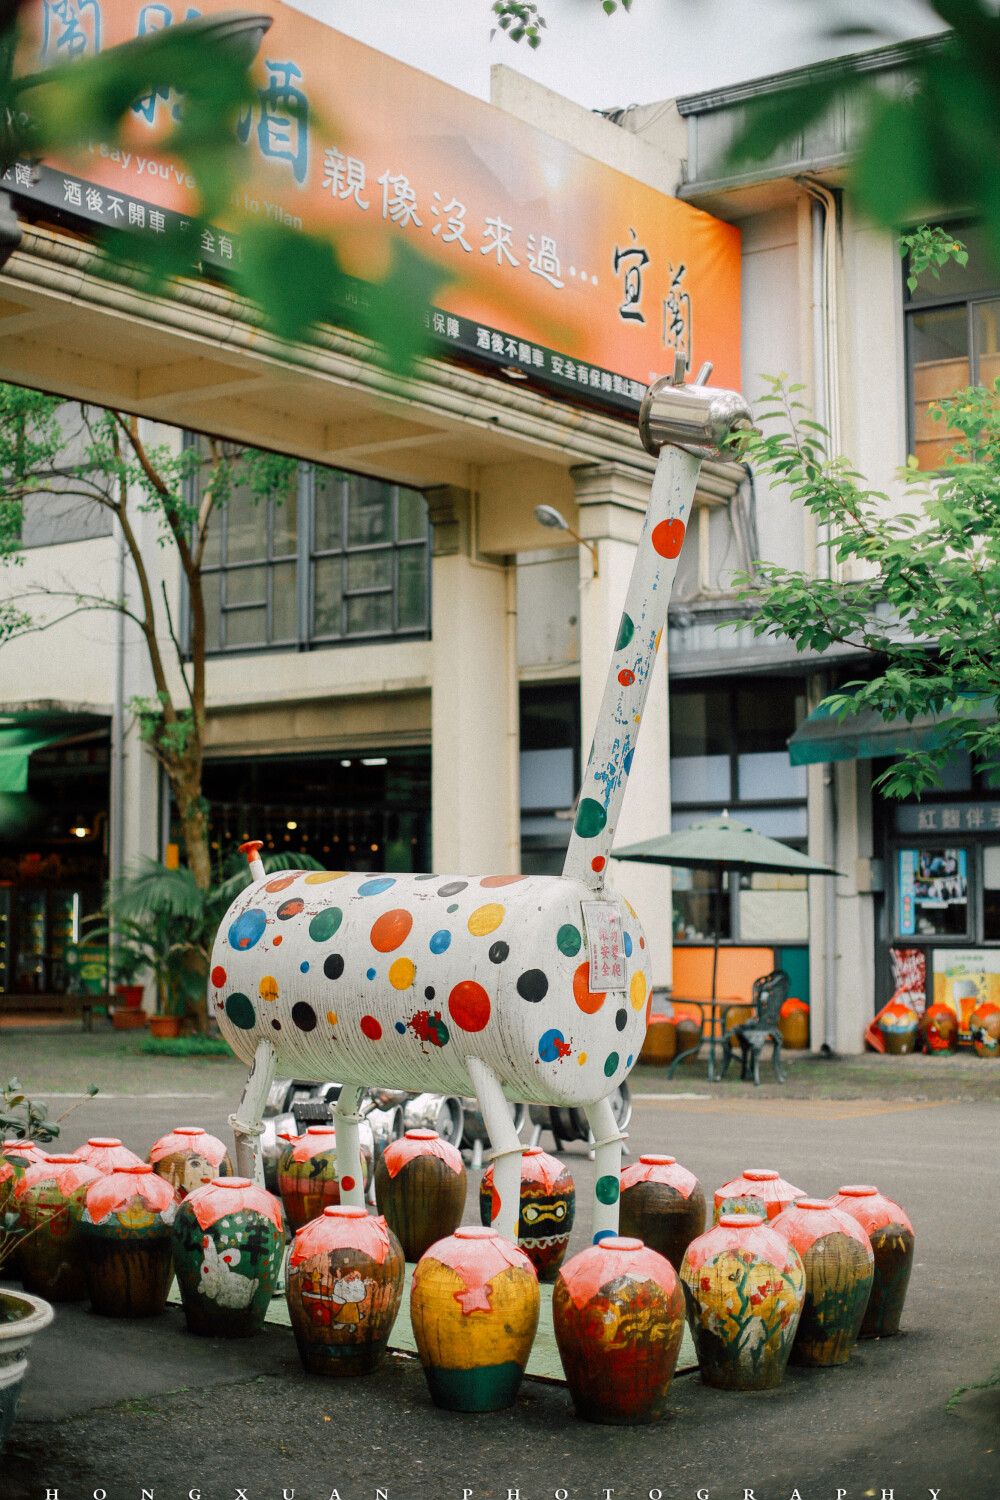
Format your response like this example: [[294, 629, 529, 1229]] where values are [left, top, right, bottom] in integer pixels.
[[719, 969, 789, 1086]]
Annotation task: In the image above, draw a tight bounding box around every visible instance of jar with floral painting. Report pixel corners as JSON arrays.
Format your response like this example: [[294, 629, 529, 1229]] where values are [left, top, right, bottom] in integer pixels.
[[286, 1206, 404, 1375]]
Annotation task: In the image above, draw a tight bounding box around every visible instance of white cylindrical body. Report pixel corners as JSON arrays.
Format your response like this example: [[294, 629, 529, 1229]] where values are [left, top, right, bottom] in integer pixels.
[[212, 870, 652, 1106]]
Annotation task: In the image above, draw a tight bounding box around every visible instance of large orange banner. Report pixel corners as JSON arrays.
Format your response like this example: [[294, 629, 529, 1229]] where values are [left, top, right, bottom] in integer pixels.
[[13, 0, 741, 413]]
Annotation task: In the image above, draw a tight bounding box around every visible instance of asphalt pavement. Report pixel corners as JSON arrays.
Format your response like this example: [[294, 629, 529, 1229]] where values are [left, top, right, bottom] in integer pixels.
[[1, 1039, 997, 1500]]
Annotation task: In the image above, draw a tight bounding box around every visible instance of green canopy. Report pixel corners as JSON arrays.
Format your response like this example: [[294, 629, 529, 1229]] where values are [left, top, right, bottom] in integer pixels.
[[788, 697, 997, 766], [613, 816, 839, 876], [0, 706, 108, 792]]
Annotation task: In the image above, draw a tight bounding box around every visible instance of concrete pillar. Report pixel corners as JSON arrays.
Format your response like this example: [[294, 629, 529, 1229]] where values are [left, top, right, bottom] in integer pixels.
[[428, 486, 519, 875], [572, 463, 673, 987]]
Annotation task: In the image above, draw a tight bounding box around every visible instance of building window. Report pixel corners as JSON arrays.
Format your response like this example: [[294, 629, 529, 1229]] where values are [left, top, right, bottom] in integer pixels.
[[191, 440, 430, 653], [904, 221, 1000, 470]]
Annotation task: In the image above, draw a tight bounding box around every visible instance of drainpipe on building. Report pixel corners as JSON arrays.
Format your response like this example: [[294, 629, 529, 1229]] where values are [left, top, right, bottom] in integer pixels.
[[109, 517, 127, 1003]]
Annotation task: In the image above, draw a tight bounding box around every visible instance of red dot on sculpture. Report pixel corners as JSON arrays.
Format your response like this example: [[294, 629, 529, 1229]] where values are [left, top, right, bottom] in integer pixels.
[[592, 856, 606, 872], [370, 908, 414, 953], [211, 966, 227, 988], [652, 518, 685, 558], [573, 961, 606, 1014], [341, 1176, 356, 1193], [618, 669, 635, 686], [360, 1015, 383, 1041], [490, 1185, 501, 1222], [448, 980, 491, 1033]]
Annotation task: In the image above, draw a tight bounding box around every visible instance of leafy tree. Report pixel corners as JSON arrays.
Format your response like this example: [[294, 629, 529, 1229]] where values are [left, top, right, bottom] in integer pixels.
[[0, 383, 301, 889], [491, 0, 633, 50], [735, 374, 1000, 799]]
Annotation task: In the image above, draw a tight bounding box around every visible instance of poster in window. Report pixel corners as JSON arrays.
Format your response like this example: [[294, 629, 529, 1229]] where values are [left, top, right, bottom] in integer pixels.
[[897, 848, 968, 937], [932, 949, 1000, 1045], [889, 947, 927, 1013]]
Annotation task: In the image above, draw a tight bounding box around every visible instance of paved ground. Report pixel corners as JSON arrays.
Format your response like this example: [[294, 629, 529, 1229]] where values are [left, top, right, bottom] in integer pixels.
[[1, 1030, 998, 1499]]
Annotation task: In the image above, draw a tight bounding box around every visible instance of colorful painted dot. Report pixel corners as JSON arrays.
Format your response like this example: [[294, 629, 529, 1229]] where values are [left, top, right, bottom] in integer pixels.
[[437, 880, 467, 897], [291, 1002, 317, 1032], [341, 1176, 356, 1193], [517, 969, 549, 1002], [264, 875, 297, 893], [429, 929, 452, 954], [626, 1054, 633, 1068], [556, 924, 581, 957], [573, 961, 606, 1014], [414, 874, 437, 882], [224, 992, 256, 1030], [370, 908, 413, 953], [639, 937, 645, 949], [211, 965, 227, 988], [615, 1008, 628, 1031], [595, 1174, 620, 1205], [258, 976, 278, 1003], [395, 1021, 406, 1034], [538, 1028, 566, 1062], [326, 1011, 338, 1026], [447, 904, 459, 914], [358, 877, 396, 897], [277, 898, 305, 921], [271, 1019, 281, 1030], [324, 953, 344, 981], [309, 907, 343, 942], [480, 875, 527, 888], [424, 986, 435, 1000], [304, 871, 347, 885], [366, 967, 377, 981], [623, 932, 633, 958], [615, 612, 635, 651], [468, 903, 505, 937], [228, 909, 266, 952], [488, 941, 509, 964], [618, 669, 635, 686], [651, 517, 686, 558], [360, 1015, 383, 1041], [591, 856, 606, 873], [448, 980, 491, 1033], [603, 1052, 620, 1077], [300, 961, 310, 974], [630, 970, 647, 1011], [574, 799, 607, 839], [389, 956, 416, 990], [273, 935, 283, 947], [578, 1052, 587, 1065], [594, 1229, 616, 1244]]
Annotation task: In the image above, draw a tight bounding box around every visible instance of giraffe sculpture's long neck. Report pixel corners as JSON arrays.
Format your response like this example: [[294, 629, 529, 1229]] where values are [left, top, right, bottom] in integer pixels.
[[562, 443, 702, 891]]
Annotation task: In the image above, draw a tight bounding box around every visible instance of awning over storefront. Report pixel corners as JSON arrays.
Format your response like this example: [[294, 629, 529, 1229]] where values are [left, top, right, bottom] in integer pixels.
[[788, 698, 999, 766], [0, 703, 109, 792]]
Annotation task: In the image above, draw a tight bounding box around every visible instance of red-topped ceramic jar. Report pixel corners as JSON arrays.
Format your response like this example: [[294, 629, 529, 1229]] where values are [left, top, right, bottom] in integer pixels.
[[479, 1146, 574, 1281], [553, 1236, 685, 1424], [713, 1169, 806, 1224], [74, 1138, 144, 1174], [286, 1205, 404, 1376], [619, 1154, 707, 1271], [171, 1177, 284, 1338], [679, 1214, 805, 1389], [278, 1126, 371, 1232], [770, 1198, 874, 1365], [375, 1130, 466, 1262], [1, 1141, 50, 1275], [410, 1225, 539, 1412], [79, 1164, 180, 1317], [148, 1126, 233, 1199], [919, 1003, 958, 1053], [14, 1155, 101, 1300], [971, 1002, 1000, 1057], [829, 1185, 914, 1338], [878, 1001, 920, 1054]]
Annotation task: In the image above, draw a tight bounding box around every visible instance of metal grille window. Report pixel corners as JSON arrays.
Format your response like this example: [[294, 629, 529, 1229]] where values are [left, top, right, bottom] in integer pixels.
[[200, 469, 299, 652]]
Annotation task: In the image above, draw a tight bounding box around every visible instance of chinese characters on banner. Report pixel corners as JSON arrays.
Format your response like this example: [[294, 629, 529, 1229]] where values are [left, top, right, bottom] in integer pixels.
[[582, 901, 627, 994]]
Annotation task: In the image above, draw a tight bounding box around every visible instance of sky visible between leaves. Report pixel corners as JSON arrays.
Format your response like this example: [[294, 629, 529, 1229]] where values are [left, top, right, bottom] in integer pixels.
[[287, 0, 946, 111]]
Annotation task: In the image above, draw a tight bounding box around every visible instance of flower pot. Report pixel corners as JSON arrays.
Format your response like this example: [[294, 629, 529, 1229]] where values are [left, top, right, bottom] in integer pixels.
[[278, 1126, 371, 1233], [148, 1126, 233, 1199], [14, 1156, 101, 1301], [829, 1185, 914, 1339], [619, 1154, 707, 1271], [680, 1214, 805, 1389], [80, 1165, 179, 1317], [770, 1199, 874, 1366], [148, 1015, 183, 1039], [553, 1236, 685, 1424], [713, 1168, 806, 1224], [374, 1130, 466, 1262], [115, 985, 145, 1010], [111, 1010, 147, 1031], [286, 1206, 404, 1376], [171, 1177, 283, 1338], [0, 1288, 54, 1453], [75, 1138, 144, 1174], [479, 1147, 575, 1281], [410, 1226, 539, 1412]]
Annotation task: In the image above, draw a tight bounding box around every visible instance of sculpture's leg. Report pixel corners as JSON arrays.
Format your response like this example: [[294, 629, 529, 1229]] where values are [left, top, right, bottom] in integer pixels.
[[229, 1039, 278, 1187], [585, 1096, 626, 1243], [466, 1056, 523, 1244], [333, 1084, 368, 1209]]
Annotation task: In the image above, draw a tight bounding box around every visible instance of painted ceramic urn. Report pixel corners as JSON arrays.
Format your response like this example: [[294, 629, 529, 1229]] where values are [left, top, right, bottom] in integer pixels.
[[679, 1213, 805, 1390], [171, 1176, 284, 1338], [286, 1205, 404, 1376], [779, 998, 810, 1050], [878, 1001, 920, 1054], [478, 1146, 574, 1281], [74, 1138, 144, 1174], [278, 1126, 370, 1233], [770, 1198, 874, 1366], [410, 1225, 539, 1412], [713, 1168, 806, 1224], [970, 1002, 1000, 1058], [553, 1236, 685, 1425], [829, 1185, 914, 1339], [920, 1003, 958, 1053], [619, 1154, 706, 1271], [79, 1164, 180, 1317], [1, 1142, 50, 1276], [148, 1126, 233, 1197], [14, 1155, 101, 1301], [375, 1129, 466, 1262]]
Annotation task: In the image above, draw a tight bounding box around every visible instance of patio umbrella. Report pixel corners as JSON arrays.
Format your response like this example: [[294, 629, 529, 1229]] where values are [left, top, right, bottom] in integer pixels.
[[612, 816, 840, 1002]]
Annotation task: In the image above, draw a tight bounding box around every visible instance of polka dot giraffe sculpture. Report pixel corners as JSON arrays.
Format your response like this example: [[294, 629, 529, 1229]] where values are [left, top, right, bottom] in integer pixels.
[[212, 363, 756, 1246]]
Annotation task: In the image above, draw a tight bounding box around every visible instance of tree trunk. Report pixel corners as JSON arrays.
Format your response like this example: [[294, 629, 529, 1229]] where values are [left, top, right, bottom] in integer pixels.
[[178, 794, 212, 892]]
